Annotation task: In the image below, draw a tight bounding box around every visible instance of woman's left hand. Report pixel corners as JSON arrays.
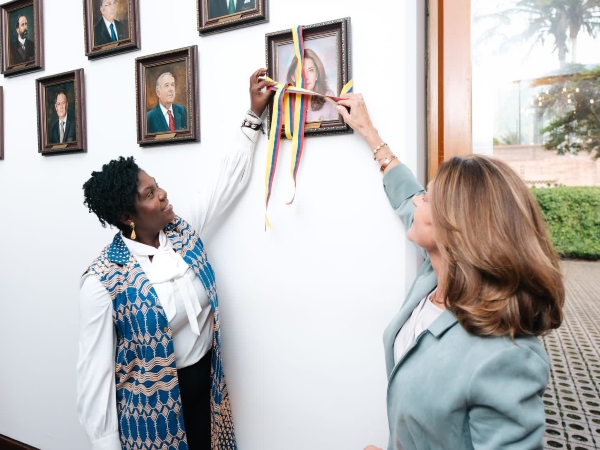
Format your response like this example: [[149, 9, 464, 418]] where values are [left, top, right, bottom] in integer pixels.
[[363, 446, 382, 450], [249, 67, 275, 117]]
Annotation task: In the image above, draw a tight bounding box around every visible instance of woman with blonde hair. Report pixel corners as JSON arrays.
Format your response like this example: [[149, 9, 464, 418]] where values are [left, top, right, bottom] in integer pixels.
[[336, 93, 564, 450]]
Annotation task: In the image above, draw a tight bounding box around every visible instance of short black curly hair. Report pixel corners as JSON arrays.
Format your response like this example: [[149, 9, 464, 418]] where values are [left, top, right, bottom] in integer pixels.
[[83, 156, 141, 232]]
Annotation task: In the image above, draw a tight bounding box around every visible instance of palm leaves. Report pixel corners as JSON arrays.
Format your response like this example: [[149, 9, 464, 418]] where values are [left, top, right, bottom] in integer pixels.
[[475, 0, 600, 69]]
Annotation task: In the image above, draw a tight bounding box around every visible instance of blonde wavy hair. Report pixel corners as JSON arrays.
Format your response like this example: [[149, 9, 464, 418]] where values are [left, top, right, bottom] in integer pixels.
[[431, 155, 564, 338]]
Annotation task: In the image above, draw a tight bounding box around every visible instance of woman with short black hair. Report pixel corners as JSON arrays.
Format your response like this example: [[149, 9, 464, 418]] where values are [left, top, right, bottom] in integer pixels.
[[77, 68, 274, 450]]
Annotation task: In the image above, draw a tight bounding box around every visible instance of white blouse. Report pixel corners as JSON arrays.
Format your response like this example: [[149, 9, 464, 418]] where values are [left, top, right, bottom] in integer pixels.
[[76, 120, 261, 450], [393, 290, 444, 365]]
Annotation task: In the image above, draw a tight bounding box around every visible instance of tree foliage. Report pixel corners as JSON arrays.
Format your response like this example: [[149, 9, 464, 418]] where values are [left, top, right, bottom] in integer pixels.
[[538, 66, 600, 158], [475, 0, 600, 69]]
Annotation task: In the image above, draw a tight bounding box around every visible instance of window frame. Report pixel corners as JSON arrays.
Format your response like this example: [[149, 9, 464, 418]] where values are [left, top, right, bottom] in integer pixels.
[[427, 0, 472, 181]]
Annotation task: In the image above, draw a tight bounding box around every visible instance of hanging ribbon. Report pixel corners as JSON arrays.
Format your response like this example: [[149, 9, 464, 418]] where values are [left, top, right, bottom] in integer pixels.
[[263, 25, 354, 229]]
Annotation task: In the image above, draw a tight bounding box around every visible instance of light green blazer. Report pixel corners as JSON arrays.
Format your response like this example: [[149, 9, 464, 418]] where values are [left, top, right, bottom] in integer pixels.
[[381, 164, 549, 450]]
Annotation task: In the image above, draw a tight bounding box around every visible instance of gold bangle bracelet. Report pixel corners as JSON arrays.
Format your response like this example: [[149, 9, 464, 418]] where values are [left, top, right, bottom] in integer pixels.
[[380, 155, 398, 173]]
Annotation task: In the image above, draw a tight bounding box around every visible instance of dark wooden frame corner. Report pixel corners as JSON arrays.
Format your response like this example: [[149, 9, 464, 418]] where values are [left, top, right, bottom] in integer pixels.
[[36, 69, 87, 155], [265, 17, 352, 138], [197, 0, 267, 36], [83, 0, 140, 60], [1, 0, 43, 77], [135, 46, 199, 146]]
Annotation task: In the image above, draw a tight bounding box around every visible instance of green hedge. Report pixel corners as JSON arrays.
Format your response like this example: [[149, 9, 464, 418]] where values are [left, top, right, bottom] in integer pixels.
[[531, 187, 600, 260]]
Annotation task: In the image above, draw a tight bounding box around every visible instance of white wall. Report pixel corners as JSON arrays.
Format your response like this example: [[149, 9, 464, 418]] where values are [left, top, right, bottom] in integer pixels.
[[0, 0, 425, 449]]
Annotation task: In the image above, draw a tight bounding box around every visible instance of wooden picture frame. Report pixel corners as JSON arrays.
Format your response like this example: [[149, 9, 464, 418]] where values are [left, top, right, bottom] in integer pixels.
[[197, 0, 267, 36], [136, 46, 199, 146], [265, 17, 352, 137], [1, 0, 43, 77], [83, 0, 140, 60], [36, 69, 87, 155], [0, 87, 3, 160]]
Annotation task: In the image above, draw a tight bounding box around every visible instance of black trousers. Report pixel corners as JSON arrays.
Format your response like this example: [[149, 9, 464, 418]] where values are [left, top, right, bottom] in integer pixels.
[[178, 349, 212, 450]]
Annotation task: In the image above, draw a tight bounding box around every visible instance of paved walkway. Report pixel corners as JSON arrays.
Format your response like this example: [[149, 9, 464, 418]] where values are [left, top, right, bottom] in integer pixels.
[[542, 260, 600, 449]]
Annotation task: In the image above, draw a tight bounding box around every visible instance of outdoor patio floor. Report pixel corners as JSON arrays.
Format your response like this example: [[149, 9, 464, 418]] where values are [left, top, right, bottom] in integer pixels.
[[542, 260, 600, 449]]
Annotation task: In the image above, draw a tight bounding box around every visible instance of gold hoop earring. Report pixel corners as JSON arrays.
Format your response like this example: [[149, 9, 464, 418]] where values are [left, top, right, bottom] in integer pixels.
[[130, 221, 136, 240]]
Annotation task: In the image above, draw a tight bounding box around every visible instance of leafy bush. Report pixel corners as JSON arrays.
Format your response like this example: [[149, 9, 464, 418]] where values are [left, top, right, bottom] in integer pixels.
[[532, 187, 600, 260]]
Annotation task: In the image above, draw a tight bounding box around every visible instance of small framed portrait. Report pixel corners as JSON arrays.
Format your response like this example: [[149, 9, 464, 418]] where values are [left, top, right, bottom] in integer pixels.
[[265, 17, 352, 137], [0, 0, 44, 77], [36, 69, 87, 155], [0, 87, 4, 160], [136, 46, 199, 146], [197, 0, 267, 36], [83, 0, 140, 60]]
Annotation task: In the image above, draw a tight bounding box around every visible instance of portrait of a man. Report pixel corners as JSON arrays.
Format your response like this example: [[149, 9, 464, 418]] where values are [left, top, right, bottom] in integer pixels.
[[146, 71, 188, 133], [47, 88, 76, 144], [93, 0, 128, 46], [207, 0, 255, 20], [9, 10, 34, 65]]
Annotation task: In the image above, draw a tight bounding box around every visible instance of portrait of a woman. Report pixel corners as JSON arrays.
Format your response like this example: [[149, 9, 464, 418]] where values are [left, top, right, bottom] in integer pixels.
[[286, 48, 338, 123]]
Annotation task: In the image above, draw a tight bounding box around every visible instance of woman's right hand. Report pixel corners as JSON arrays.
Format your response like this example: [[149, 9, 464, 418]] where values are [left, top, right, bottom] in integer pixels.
[[338, 93, 400, 173], [336, 93, 378, 142]]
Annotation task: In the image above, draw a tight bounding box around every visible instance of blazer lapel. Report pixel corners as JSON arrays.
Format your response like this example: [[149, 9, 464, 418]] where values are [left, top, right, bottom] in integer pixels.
[[388, 310, 459, 385], [99, 25, 111, 43], [175, 107, 184, 129], [65, 119, 74, 140], [157, 105, 169, 130], [383, 259, 437, 376], [114, 20, 122, 40], [428, 311, 459, 337]]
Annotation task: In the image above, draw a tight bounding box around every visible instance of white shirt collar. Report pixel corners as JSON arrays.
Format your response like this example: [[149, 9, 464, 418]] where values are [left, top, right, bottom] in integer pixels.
[[158, 103, 173, 118], [102, 16, 118, 37], [102, 16, 115, 26], [122, 230, 203, 335]]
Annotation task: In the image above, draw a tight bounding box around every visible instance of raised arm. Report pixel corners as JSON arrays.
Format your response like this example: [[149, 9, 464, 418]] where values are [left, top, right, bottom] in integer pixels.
[[336, 94, 424, 232], [185, 68, 275, 233], [337, 93, 401, 174]]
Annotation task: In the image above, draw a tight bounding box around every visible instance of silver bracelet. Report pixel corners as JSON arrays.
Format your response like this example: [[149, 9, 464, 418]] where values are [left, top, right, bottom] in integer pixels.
[[246, 109, 262, 122]]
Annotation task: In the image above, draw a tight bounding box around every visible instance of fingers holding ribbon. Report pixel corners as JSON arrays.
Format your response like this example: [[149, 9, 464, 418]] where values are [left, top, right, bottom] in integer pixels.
[[249, 67, 276, 117], [336, 93, 375, 138], [337, 93, 396, 172]]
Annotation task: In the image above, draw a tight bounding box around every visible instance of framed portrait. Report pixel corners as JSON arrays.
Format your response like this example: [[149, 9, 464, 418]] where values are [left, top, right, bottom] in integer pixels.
[[36, 69, 87, 155], [0, 87, 3, 160], [83, 0, 140, 60], [136, 46, 199, 146], [265, 17, 352, 137], [197, 0, 267, 36], [0, 0, 43, 77]]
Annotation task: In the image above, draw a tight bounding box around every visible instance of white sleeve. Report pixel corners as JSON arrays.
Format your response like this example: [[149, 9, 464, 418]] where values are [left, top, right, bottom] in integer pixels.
[[76, 274, 122, 450], [186, 120, 261, 234]]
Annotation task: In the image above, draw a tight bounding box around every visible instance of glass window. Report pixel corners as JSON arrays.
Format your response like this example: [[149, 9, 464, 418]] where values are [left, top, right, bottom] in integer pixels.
[[472, 0, 600, 186]]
